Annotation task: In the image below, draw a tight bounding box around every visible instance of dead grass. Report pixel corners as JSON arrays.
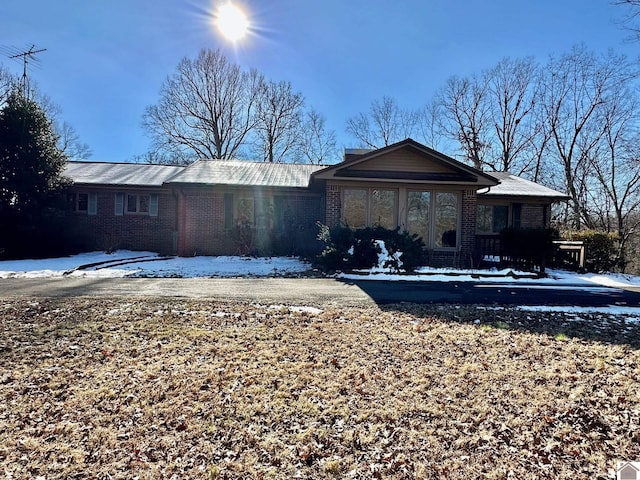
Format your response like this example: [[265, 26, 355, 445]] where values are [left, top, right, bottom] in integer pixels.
[[0, 298, 639, 479]]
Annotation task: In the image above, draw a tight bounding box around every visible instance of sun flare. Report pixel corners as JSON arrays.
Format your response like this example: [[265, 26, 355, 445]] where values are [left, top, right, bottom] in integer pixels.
[[215, 3, 249, 42]]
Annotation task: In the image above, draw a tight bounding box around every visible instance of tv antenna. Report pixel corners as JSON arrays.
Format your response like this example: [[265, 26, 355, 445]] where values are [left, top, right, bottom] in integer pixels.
[[1, 44, 47, 97]]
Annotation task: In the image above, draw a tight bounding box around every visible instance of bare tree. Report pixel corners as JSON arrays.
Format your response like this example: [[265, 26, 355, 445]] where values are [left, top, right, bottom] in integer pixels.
[[54, 120, 92, 160], [142, 48, 262, 164], [415, 100, 447, 151], [298, 108, 338, 164], [612, 0, 640, 40], [437, 75, 490, 169], [130, 151, 183, 164], [346, 96, 418, 149], [540, 46, 637, 229], [485, 57, 541, 175], [586, 84, 640, 269], [30, 89, 92, 160], [253, 80, 304, 163]]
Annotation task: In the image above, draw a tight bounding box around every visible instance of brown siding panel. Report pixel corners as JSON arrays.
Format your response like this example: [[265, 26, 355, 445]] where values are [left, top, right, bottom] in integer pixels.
[[348, 151, 454, 173]]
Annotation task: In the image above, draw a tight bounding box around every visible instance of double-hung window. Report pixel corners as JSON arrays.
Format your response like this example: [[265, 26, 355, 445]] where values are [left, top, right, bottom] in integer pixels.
[[115, 193, 158, 216], [126, 194, 149, 214], [69, 192, 97, 215]]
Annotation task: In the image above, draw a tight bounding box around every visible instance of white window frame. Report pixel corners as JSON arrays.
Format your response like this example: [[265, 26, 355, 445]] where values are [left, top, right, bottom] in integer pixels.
[[70, 192, 97, 215], [116, 192, 158, 216]]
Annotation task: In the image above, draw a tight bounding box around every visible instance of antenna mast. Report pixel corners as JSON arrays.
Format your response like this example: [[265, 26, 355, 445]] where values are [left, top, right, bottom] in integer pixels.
[[4, 44, 47, 97]]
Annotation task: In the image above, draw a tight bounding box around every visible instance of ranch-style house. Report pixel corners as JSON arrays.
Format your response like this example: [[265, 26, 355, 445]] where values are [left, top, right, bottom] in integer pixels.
[[62, 138, 568, 267]]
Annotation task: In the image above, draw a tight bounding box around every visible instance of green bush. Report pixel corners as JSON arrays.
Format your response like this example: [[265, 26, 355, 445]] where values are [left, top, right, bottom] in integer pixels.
[[563, 230, 619, 273], [315, 224, 426, 272], [500, 228, 559, 273]]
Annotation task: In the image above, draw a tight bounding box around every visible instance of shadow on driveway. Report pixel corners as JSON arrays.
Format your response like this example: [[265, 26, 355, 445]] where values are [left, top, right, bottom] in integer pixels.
[[342, 278, 640, 349]]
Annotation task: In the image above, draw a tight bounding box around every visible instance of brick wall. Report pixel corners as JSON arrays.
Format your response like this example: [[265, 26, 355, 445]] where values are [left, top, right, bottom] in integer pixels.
[[460, 190, 477, 267], [325, 183, 341, 227], [179, 187, 324, 256], [182, 191, 227, 255], [64, 188, 177, 254], [521, 203, 548, 229]]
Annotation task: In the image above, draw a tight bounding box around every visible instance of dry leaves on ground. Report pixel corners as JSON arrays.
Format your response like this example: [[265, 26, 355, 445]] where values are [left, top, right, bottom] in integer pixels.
[[0, 298, 639, 479]]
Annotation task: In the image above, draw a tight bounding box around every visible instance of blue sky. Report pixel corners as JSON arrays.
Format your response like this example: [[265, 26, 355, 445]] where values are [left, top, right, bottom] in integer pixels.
[[2, 0, 637, 162]]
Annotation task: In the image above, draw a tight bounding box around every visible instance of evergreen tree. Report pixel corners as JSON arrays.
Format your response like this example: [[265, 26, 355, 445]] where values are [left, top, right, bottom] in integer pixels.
[[0, 89, 68, 257]]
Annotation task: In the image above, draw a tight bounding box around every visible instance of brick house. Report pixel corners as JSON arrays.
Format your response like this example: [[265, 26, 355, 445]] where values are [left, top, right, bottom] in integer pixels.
[[63, 138, 567, 266]]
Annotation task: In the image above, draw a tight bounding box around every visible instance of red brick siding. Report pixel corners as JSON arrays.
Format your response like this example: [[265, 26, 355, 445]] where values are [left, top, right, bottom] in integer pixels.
[[521, 203, 548, 229], [65, 188, 177, 254], [179, 187, 324, 256], [325, 183, 341, 227], [461, 190, 477, 267], [182, 192, 227, 255]]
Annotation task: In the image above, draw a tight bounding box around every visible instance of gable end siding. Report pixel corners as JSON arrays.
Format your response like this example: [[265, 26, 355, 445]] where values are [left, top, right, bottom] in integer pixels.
[[347, 150, 454, 173]]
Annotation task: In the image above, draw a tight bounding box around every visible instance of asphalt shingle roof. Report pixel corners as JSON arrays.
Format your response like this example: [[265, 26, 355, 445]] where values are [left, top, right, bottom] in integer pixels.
[[64, 162, 184, 186], [481, 172, 568, 199], [166, 160, 325, 188]]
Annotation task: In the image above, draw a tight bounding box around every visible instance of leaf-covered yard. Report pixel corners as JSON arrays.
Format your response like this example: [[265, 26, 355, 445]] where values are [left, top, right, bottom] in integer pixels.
[[1, 298, 639, 479]]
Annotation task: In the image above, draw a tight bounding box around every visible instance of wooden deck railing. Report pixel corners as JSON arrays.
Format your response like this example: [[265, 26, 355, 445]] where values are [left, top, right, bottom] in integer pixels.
[[475, 235, 585, 270]]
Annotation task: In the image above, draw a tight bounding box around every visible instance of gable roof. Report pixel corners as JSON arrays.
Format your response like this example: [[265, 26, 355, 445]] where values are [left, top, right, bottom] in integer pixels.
[[64, 161, 184, 187], [62, 152, 568, 201], [313, 138, 500, 187], [480, 172, 569, 200], [166, 160, 325, 188]]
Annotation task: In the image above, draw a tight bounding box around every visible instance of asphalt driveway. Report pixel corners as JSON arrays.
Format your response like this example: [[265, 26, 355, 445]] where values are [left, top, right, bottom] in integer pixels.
[[1, 277, 640, 307]]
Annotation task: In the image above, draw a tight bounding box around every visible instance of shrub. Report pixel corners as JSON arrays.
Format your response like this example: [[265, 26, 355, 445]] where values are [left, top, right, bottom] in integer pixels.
[[315, 224, 427, 272], [500, 228, 559, 273], [562, 230, 619, 273]]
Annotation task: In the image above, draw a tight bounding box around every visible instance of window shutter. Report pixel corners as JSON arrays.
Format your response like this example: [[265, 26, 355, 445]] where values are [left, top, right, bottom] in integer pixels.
[[224, 193, 233, 229], [115, 193, 124, 216], [88, 192, 98, 215], [149, 194, 159, 217]]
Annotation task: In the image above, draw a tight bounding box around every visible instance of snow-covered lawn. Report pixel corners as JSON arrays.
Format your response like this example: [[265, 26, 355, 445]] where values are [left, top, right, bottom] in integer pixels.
[[1, 250, 640, 291], [0, 251, 312, 279]]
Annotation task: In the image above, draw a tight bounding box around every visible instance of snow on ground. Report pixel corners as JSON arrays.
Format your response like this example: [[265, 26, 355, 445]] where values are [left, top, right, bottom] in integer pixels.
[[340, 267, 640, 288], [516, 305, 640, 322], [0, 249, 640, 292], [1, 250, 640, 317], [0, 251, 312, 279]]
